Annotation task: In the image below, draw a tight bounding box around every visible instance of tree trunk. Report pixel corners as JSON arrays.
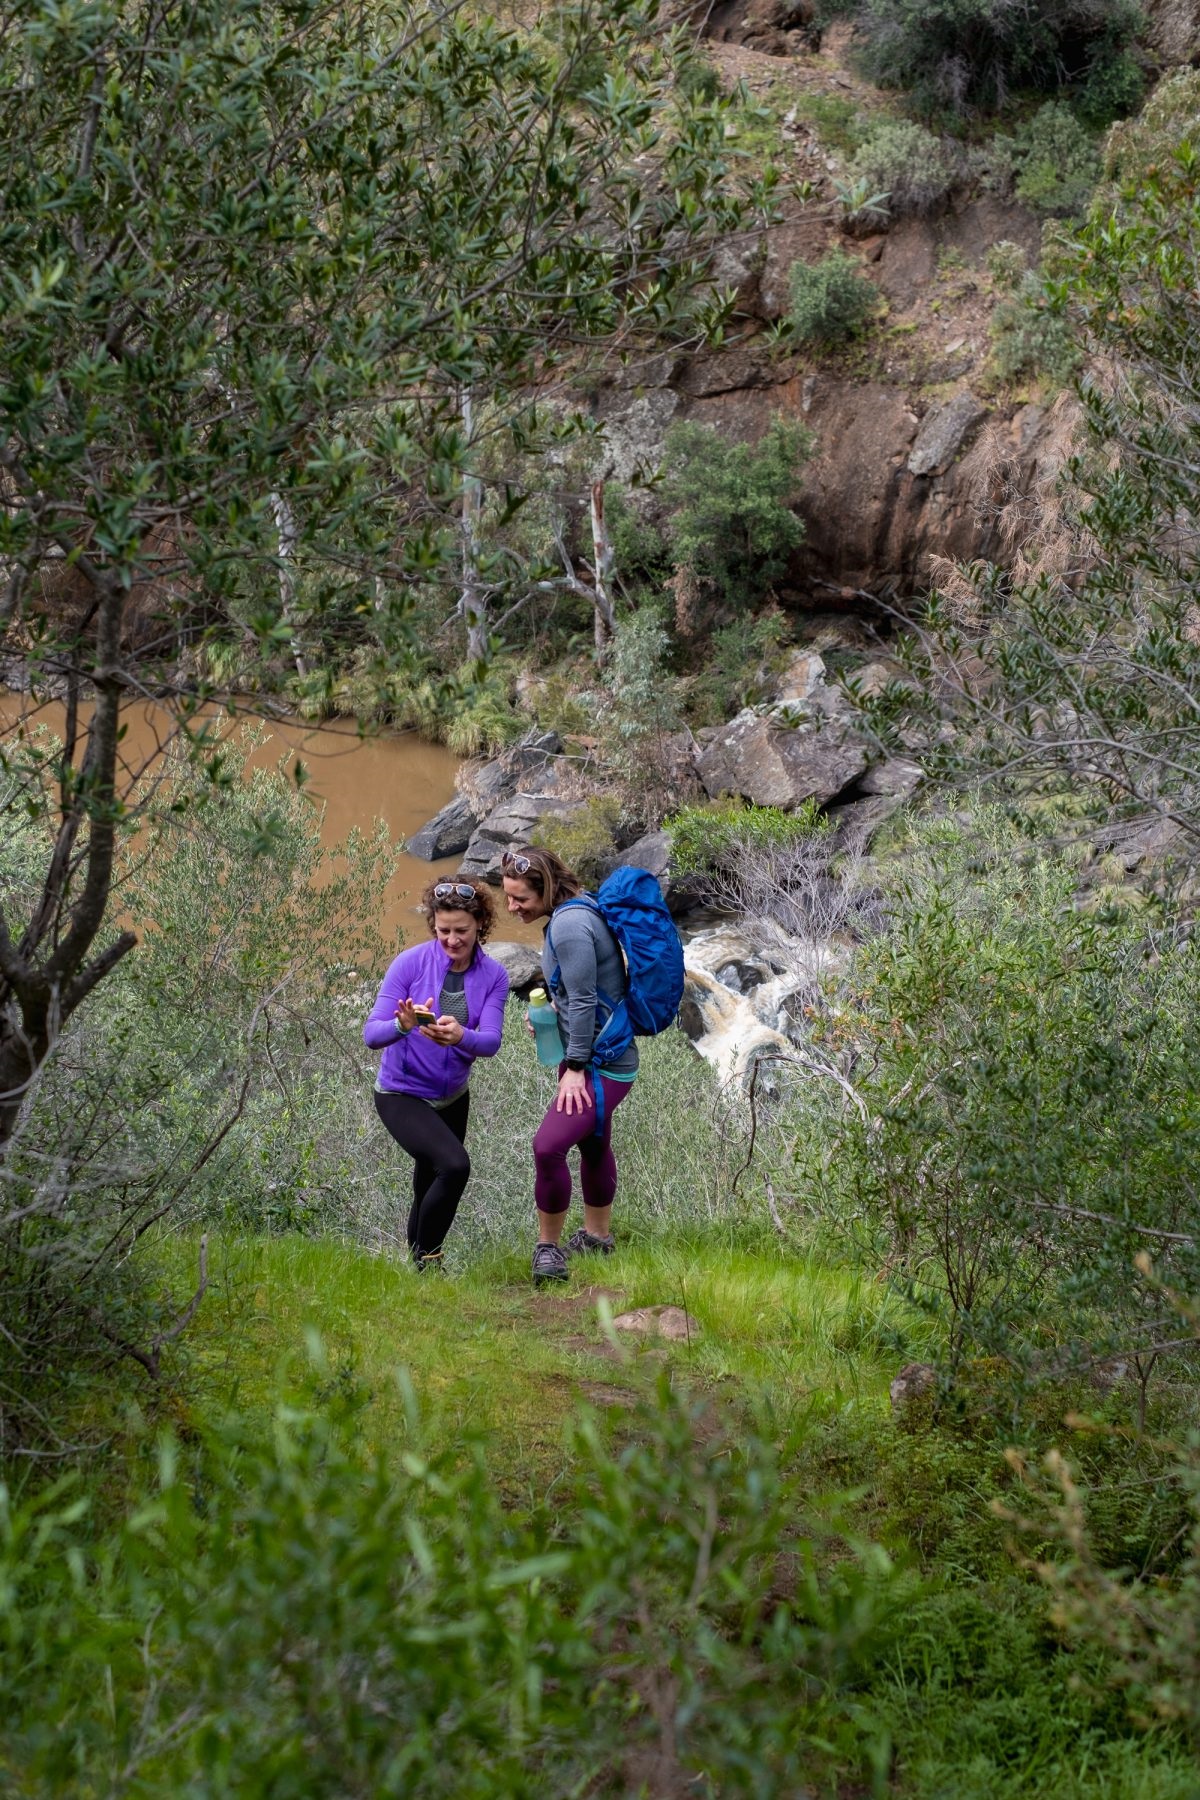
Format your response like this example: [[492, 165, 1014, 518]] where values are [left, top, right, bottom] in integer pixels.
[[270, 490, 308, 678], [589, 479, 616, 655], [459, 389, 488, 662], [0, 583, 137, 1149]]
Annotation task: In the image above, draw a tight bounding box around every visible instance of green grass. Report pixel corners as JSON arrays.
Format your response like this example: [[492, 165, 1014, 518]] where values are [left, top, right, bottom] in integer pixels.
[[162, 1234, 905, 1490]]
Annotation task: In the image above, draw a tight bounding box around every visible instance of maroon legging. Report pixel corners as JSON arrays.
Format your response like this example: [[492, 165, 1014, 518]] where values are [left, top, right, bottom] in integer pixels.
[[533, 1069, 634, 1215]]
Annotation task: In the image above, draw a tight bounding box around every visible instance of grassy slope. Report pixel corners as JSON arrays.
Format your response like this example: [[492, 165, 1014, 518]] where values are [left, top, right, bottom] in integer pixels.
[[176, 1233, 896, 1486], [151, 1225, 1196, 1800]]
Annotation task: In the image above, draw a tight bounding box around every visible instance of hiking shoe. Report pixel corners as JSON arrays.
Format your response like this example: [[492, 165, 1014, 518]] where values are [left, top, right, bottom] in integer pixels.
[[532, 1242, 569, 1285], [413, 1248, 445, 1274], [565, 1227, 615, 1257]]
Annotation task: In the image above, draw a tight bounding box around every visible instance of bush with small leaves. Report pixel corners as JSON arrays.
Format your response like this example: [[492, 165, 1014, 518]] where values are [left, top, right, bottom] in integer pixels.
[[659, 417, 811, 609], [666, 797, 829, 879], [532, 795, 623, 887], [789, 251, 878, 343], [985, 238, 1028, 287], [1012, 102, 1101, 216], [850, 0, 1144, 121], [847, 119, 958, 215], [797, 816, 1200, 1391], [0, 1371, 909, 1795], [989, 270, 1082, 383]]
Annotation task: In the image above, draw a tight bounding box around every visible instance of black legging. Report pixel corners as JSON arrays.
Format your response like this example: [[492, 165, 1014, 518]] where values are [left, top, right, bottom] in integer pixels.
[[373, 1089, 471, 1258]]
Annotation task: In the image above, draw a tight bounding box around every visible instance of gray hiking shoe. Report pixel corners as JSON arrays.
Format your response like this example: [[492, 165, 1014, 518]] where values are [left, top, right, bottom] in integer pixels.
[[565, 1227, 615, 1257], [532, 1242, 569, 1285]]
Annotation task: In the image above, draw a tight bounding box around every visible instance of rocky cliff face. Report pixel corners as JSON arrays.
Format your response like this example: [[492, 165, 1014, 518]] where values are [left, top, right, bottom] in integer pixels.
[[593, 31, 1082, 605]]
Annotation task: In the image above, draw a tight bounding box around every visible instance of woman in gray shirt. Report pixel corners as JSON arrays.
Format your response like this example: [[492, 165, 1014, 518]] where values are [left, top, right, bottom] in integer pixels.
[[502, 846, 637, 1285]]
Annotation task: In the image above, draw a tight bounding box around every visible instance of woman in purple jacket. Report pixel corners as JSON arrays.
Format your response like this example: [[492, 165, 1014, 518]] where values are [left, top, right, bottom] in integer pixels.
[[364, 877, 509, 1270]]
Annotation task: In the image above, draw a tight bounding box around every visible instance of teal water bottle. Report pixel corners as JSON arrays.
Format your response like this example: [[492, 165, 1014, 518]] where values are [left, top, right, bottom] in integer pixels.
[[528, 986, 562, 1069]]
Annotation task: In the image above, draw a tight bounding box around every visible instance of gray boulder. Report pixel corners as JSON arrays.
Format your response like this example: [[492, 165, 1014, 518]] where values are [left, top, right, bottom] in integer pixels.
[[456, 730, 565, 814], [612, 829, 671, 882], [695, 708, 870, 810], [406, 793, 481, 861], [486, 939, 544, 994], [459, 792, 583, 882], [907, 389, 986, 478], [830, 756, 923, 850]]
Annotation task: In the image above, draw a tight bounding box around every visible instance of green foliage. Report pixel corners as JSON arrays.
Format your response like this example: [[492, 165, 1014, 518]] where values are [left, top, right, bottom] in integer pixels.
[[0, 731, 393, 1444], [1007, 102, 1101, 216], [989, 270, 1083, 382], [986, 238, 1029, 286], [794, 92, 871, 157], [683, 610, 792, 726], [788, 252, 878, 343], [598, 606, 684, 818], [659, 418, 810, 609], [798, 817, 1200, 1387], [605, 486, 672, 590], [1006, 1347, 1200, 1751], [888, 141, 1200, 845], [666, 797, 828, 878], [532, 795, 622, 888], [847, 119, 959, 216], [849, 0, 1145, 121], [0, 0, 751, 684], [0, 1370, 906, 1795], [1101, 69, 1200, 194]]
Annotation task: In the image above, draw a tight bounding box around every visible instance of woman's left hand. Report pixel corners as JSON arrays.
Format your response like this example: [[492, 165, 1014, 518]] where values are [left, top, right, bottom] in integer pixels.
[[420, 1014, 464, 1046], [555, 1067, 592, 1115]]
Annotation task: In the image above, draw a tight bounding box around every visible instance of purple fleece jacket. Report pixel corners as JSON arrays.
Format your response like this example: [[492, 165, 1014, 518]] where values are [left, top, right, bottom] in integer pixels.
[[363, 939, 509, 1102]]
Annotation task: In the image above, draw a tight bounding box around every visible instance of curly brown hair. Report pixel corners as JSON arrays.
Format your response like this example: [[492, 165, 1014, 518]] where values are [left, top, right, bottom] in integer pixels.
[[418, 874, 496, 943]]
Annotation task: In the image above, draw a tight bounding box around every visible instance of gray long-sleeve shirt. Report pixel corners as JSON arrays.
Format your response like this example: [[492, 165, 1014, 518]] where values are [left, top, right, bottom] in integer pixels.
[[542, 902, 639, 1074]]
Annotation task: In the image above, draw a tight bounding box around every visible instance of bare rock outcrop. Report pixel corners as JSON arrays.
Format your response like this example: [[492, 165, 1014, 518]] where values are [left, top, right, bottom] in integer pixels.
[[695, 706, 870, 809]]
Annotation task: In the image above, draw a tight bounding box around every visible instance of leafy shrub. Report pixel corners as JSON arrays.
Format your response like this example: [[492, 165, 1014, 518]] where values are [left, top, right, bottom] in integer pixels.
[[659, 416, 810, 607], [0, 732, 393, 1445], [0, 1371, 907, 1795], [674, 47, 720, 105], [788, 251, 877, 343], [1001, 1295, 1200, 1750], [989, 270, 1082, 383], [795, 92, 870, 156], [847, 119, 958, 215], [598, 606, 685, 819], [532, 795, 622, 887], [684, 609, 792, 726], [1102, 68, 1200, 194], [1010, 102, 1101, 216], [985, 238, 1028, 286], [798, 818, 1200, 1392], [850, 0, 1145, 122], [667, 797, 828, 878]]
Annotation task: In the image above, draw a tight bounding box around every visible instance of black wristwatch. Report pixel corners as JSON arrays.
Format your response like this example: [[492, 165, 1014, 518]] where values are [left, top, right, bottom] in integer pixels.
[[565, 1058, 588, 1072]]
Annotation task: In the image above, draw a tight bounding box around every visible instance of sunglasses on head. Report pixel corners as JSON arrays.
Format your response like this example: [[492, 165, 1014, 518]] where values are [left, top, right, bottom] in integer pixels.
[[501, 853, 533, 876], [433, 881, 478, 902]]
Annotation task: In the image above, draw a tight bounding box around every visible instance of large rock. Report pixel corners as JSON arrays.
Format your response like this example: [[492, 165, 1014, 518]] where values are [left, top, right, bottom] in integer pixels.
[[459, 792, 583, 882], [456, 730, 564, 813], [695, 708, 870, 809], [405, 793, 480, 861], [828, 754, 924, 850], [611, 1305, 702, 1342], [907, 389, 986, 478], [486, 939, 543, 994]]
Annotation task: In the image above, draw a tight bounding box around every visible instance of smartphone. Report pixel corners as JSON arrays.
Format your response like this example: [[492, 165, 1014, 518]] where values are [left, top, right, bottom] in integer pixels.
[[411, 1006, 437, 1026]]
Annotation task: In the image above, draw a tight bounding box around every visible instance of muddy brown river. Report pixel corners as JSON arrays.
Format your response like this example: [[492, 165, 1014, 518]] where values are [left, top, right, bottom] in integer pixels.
[[0, 694, 540, 947]]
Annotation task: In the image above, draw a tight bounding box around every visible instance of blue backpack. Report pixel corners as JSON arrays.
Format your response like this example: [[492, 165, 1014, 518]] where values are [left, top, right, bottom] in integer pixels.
[[545, 867, 684, 1133]]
